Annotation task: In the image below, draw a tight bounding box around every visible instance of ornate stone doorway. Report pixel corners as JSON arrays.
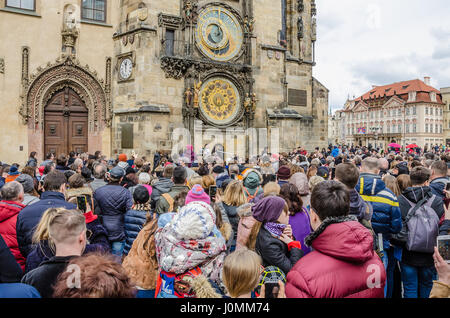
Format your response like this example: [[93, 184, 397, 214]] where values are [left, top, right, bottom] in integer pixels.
[[44, 88, 88, 156]]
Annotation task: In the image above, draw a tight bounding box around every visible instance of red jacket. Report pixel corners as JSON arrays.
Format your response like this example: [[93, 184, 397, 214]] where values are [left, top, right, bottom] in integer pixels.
[[0, 200, 26, 271], [286, 218, 386, 298]]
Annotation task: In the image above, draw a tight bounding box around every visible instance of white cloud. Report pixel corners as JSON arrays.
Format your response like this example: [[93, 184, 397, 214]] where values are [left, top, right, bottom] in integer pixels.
[[313, 0, 450, 112]]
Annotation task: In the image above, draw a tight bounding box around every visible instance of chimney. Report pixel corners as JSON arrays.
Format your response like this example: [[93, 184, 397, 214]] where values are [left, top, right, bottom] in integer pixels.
[[372, 85, 377, 89], [424, 76, 431, 85]]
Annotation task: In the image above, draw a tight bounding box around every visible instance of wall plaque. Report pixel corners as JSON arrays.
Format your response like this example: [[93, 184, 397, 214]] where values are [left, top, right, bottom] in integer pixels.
[[288, 89, 307, 106], [121, 123, 134, 149]]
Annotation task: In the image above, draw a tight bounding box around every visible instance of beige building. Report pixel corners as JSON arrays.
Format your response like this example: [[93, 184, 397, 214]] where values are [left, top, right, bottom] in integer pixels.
[[339, 78, 444, 150], [0, 0, 328, 164], [442, 87, 450, 145], [328, 109, 345, 145]]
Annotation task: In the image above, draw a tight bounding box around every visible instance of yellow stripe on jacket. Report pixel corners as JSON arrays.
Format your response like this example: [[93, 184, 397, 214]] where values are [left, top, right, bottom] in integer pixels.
[[360, 195, 399, 207]]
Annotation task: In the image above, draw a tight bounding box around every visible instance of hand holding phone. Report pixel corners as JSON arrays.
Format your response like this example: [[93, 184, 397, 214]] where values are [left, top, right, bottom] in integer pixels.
[[258, 281, 286, 299], [209, 185, 217, 201], [76, 195, 87, 213]]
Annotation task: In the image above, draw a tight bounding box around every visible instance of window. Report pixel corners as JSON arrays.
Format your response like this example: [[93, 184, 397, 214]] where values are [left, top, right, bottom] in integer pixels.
[[426, 124, 429, 133], [81, 0, 106, 22], [6, 0, 35, 10], [398, 124, 401, 133], [406, 124, 410, 133], [406, 107, 410, 116], [436, 124, 439, 134], [426, 107, 429, 115], [413, 124, 417, 133], [413, 106, 417, 115], [165, 30, 175, 56], [430, 92, 437, 102]]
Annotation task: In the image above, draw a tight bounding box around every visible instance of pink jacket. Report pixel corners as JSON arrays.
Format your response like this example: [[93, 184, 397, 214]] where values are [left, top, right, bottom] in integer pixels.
[[286, 217, 386, 298], [236, 204, 256, 250]]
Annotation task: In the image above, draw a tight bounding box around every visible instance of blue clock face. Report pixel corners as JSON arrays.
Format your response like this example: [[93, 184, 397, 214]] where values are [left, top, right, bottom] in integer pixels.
[[195, 6, 244, 62]]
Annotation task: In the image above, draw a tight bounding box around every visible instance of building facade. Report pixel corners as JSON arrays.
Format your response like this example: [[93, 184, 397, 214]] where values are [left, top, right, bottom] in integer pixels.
[[442, 87, 450, 145], [328, 109, 345, 145], [338, 78, 444, 150], [0, 0, 328, 164]]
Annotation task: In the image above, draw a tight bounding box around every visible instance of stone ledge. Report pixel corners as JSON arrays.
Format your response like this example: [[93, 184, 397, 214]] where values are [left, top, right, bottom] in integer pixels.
[[0, 7, 41, 17], [260, 44, 287, 52], [114, 103, 170, 114], [267, 108, 302, 119], [81, 19, 113, 28], [113, 25, 157, 38]]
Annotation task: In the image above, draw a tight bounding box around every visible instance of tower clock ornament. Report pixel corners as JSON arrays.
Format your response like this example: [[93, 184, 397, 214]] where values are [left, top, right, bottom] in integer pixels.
[[297, 16, 304, 39], [193, 81, 202, 108]]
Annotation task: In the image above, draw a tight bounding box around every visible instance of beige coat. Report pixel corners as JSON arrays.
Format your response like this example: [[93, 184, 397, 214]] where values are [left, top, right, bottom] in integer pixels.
[[429, 281, 450, 298]]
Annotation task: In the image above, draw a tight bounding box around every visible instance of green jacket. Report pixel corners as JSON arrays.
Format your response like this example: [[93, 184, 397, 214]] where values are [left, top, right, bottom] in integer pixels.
[[155, 185, 190, 215]]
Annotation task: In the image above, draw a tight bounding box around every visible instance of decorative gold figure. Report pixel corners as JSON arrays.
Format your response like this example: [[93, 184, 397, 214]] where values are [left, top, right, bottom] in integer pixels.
[[193, 81, 202, 108]]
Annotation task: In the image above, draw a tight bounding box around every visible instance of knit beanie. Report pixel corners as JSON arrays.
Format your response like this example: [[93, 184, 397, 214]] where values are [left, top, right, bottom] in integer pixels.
[[16, 174, 34, 193], [185, 184, 211, 205], [118, 153, 127, 162], [252, 196, 286, 223], [277, 165, 291, 180], [8, 166, 19, 176], [171, 201, 216, 240], [117, 161, 129, 170], [290, 172, 310, 196]]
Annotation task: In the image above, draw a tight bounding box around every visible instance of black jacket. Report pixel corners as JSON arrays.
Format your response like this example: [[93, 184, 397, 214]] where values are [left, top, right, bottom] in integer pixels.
[[21, 255, 75, 298], [0, 235, 23, 283], [16, 192, 76, 258], [255, 227, 303, 275], [397, 186, 445, 267]]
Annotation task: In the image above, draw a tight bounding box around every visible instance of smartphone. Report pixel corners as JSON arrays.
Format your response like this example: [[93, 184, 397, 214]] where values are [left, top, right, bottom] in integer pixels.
[[264, 282, 280, 298], [76, 195, 87, 213], [437, 235, 450, 264], [209, 185, 217, 200], [446, 182, 450, 191]]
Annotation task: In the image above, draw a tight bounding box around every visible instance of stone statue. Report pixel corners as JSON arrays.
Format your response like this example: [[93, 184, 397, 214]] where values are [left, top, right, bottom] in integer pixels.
[[251, 93, 258, 112], [297, 16, 303, 39], [64, 5, 78, 31], [244, 93, 251, 111], [298, 0, 304, 12], [185, 87, 193, 106], [312, 17, 317, 42], [0, 58, 4, 74], [244, 16, 255, 34], [193, 81, 202, 108]]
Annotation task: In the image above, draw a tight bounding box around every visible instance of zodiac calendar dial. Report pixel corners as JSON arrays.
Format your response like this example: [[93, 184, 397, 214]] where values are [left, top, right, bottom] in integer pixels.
[[199, 77, 241, 126], [195, 6, 244, 62]]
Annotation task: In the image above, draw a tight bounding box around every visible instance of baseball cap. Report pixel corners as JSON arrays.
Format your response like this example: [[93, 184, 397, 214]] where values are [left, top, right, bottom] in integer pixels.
[[109, 166, 125, 179]]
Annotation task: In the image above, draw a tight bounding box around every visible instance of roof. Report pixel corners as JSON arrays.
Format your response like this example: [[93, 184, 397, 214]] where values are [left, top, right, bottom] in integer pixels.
[[354, 79, 443, 104]]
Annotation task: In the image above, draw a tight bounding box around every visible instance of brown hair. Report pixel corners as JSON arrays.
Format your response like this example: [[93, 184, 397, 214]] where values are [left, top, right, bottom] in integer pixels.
[[382, 174, 401, 197], [263, 182, 280, 197], [162, 164, 175, 178], [397, 174, 412, 193], [21, 166, 36, 178], [68, 173, 85, 189], [173, 190, 189, 212], [410, 166, 431, 186], [306, 165, 317, 180], [279, 183, 303, 215], [222, 249, 262, 298], [52, 253, 136, 298], [335, 162, 360, 189], [431, 160, 447, 177], [310, 181, 349, 221], [43, 170, 67, 191], [201, 175, 215, 193], [289, 164, 304, 175]]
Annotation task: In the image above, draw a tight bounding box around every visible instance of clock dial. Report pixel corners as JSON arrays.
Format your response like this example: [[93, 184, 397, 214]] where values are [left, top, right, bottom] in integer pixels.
[[195, 6, 244, 62], [119, 58, 133, 80], [199, 77, 241, 126]]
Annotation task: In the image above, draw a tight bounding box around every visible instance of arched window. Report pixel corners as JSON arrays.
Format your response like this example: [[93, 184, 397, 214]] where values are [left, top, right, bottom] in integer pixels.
[[81, 0, 106, 22], [6, 0, 35, 11]]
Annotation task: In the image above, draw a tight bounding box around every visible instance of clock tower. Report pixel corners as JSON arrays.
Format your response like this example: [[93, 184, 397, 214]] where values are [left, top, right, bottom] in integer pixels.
[[111, 0, 328, 159]]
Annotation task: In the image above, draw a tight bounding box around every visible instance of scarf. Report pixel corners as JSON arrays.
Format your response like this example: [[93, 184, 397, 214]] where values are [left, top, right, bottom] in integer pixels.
[[264, 222, 287, 238]]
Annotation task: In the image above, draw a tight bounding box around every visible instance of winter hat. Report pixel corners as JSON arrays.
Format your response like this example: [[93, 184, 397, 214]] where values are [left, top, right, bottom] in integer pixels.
[[118, 153, 127, 162], [289, 172, 310, 196], [213, 165, 225, 174], [133, 185, 150, 204], [242, 169, 263, 191], [277, 166, 291, 180], [117, 161, 129, 170], [16, 174, 34, 193], [317, 166, 329, 179], [8, 166, 19, 176], [185, 184, 211, 205], [252, 196, 286, 223], [171, 201, 216, 240]]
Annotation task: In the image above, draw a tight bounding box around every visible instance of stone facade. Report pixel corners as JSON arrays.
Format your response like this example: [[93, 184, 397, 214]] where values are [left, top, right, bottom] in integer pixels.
[[442, 87, 450, 145], [0, 0, 328, 164]]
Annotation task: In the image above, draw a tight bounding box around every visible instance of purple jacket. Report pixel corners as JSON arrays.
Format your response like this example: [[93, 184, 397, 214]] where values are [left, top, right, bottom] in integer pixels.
[[289, 208, 312, 255]]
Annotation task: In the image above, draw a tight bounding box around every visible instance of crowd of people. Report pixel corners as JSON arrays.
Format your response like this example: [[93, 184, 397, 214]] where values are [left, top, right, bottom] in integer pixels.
[[0, 144, 449, 299]]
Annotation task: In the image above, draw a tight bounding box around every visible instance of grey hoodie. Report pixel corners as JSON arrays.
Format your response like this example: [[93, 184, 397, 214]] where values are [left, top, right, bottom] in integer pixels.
[[151, 177, 174, 208]]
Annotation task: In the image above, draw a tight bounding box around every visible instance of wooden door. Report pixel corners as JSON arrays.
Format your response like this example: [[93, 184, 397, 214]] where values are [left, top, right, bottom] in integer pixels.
[[44, 88, 88, 156]]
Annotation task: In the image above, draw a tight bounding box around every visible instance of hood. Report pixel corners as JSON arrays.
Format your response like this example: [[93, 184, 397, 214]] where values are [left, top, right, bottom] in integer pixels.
[[0, 201, 24, 223], [153, 178, 174, 192], [289, 173, 309, 196], [348, 189, 369, 221], [402, 186, 433, 204], [356, 173, 386, 196], [305, 215, 374, 263], [243, 170, 262, 189]]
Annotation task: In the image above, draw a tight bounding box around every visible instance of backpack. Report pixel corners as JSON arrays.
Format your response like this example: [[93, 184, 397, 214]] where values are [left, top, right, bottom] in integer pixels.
[[161, 193, 175, 212], [155, 267, 202, 298], [400, 194, 440, 253]]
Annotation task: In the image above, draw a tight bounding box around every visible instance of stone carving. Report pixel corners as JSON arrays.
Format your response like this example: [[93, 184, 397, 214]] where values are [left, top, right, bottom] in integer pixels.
[[62, 5, 79, 54], [160, 57, 190, 79], [244, 93, 251, 112], [20, 55, 110, 130], [297, 16, 303, 39], [298, 0, 304, 12], [0, 58, 4, 74], [311, 0, 317, 16], [184, 87, 193, 106], [105, 57, 112, 127], [137, 2, 148, 21], [158, 13, 182, 28], [183, 0, 198, 24], [193, 81, 202, 108], [251, 93, 258, 112], [244, 16, 255, 34], [312, 17, 317, 42], [128, 34, 135, 45]]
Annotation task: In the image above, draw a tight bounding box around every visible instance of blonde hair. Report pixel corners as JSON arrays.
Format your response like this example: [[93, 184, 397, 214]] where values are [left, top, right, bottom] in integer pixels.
[[309, 176, 325, 192], [188, 176, 203, 189], [382, 174, 401, 197], [222, 248, 262, 298], [223, 180, 246, 206], [201, 175, 215, 191], [263, 182, 280, 197], [32, 208, 86, 248]]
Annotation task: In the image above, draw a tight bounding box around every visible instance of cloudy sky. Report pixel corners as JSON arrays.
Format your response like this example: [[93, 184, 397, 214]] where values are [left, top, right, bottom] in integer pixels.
[[313, 0, 450, 112]]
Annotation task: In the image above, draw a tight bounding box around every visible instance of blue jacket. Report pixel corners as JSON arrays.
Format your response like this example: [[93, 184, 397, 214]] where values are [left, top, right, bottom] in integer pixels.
[[355, 173, 402, 249], [94, 183, 133, 243], [429, 177, 449, 200], [16, 192, 75, 258], [332, 148, 340, 158], [123, 208, 151, 256], [0, 283, 41, 298]]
